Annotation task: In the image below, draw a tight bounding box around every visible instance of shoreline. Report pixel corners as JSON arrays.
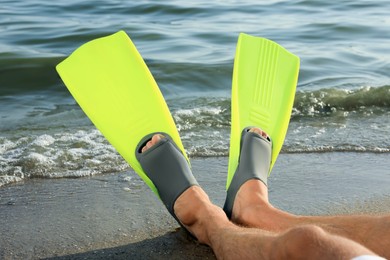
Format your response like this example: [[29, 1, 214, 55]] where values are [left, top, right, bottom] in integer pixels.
[[1, 153, 390, 259]]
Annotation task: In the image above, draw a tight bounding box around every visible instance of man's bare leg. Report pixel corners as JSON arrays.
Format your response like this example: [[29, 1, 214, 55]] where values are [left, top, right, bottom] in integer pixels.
[[231, 128, 390, 258], [175, 186, 376, 259], [142, 134, 376, 259]]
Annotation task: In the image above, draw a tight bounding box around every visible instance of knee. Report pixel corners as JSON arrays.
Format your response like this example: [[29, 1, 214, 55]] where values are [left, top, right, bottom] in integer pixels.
[[288, 225, 326, 241], [271, 225, 328, 259]]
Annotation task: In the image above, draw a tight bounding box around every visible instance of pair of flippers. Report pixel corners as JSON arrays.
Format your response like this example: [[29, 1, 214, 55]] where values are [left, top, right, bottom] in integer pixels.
[[56, 31, 299, 220]]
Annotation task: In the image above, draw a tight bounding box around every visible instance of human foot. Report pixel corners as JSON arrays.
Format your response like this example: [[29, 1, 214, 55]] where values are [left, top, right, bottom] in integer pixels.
[[136, 133, 198, 224], [139, 133, 230, 245], [225, 128, 297, 231], [223, 127, 272, 219], [231, 128, 271, 220]]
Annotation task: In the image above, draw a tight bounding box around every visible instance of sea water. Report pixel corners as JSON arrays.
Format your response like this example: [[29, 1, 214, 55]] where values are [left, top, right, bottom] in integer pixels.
[[1, 0, 390, 187]]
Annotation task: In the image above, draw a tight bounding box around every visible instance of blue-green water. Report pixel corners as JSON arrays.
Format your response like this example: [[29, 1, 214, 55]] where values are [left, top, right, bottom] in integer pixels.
[[1, 0, 390, 186]]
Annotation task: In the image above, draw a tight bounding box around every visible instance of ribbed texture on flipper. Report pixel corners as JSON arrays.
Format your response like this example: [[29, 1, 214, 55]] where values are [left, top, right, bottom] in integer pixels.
[[254, 39, 279, 109], [226, 33, 300, 189]]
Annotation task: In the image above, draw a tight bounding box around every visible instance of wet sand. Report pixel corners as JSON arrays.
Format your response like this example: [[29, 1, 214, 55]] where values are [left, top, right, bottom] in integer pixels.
[[1, 153, 390, 259]]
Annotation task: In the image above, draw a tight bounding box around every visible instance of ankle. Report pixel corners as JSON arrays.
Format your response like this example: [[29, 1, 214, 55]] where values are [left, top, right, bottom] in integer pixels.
[[232, 198, 271, 227], [231, 180, 297, 232], [231, 179, 276, 228], [231, 179, 269, 217], [174, 186, 209, 226], [174, 186, 230, 245]]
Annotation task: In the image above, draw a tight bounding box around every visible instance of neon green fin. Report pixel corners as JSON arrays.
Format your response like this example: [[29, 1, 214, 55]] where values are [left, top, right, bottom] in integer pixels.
[[226, 33, 300, 189], [56, 31, 188, 196]]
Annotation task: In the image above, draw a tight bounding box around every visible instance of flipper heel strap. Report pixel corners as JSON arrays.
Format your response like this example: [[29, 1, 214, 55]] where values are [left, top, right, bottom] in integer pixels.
[[223, 127, 272, 219], [135, 133, 199, 222]]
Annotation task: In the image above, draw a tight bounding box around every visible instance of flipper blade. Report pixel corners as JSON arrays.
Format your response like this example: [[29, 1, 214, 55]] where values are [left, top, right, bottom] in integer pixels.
[[56, 31, 186, 195], [227, 33, 300, 188]]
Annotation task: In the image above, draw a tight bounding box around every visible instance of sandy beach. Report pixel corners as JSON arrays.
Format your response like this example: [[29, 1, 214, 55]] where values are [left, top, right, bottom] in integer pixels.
[[1, 0, 390, 259], [1, 152, 390, 259]]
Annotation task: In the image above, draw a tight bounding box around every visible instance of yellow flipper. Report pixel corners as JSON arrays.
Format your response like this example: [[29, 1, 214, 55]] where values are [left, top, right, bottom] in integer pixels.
[[226, 33, 300, 189], [56, 31, 187, 196]]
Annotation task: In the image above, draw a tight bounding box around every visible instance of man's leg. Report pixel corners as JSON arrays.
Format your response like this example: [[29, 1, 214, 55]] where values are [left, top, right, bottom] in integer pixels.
[[174, 186, 375, 259], [143, 134, 376, 259], [230, 128, 390, 258]]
